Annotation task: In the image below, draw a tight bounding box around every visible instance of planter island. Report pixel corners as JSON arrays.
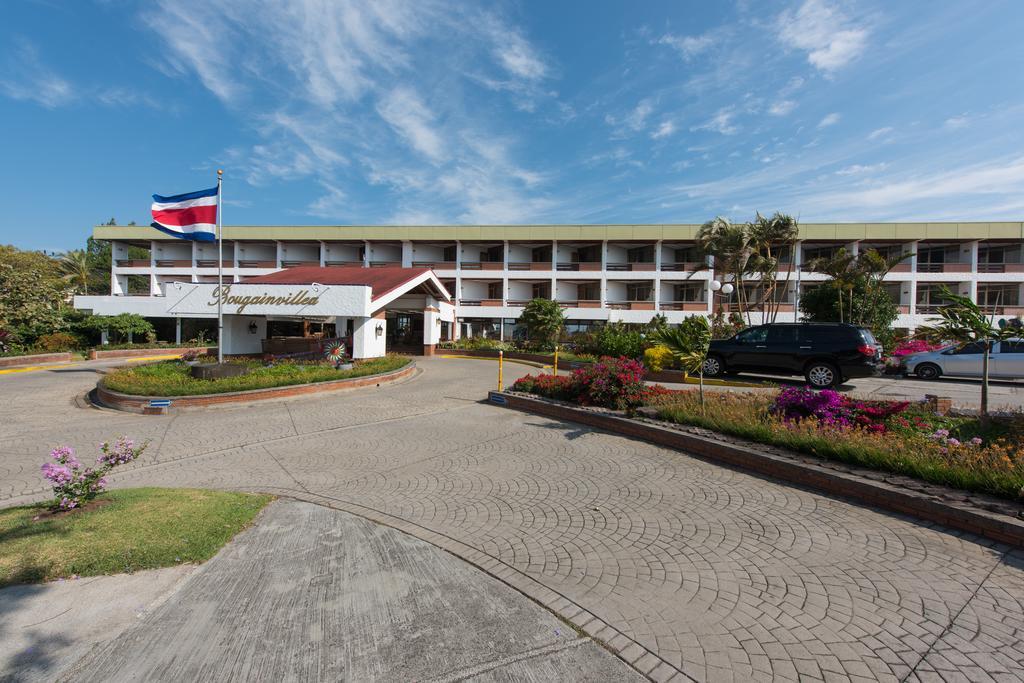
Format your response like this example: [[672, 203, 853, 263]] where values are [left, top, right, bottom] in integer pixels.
[[96, 356, 414, 413]]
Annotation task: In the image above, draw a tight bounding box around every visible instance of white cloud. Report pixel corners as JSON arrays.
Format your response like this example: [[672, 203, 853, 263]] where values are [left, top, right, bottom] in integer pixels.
[[818, 112, 841, 128], [768, 100, 797, 116], [651, 120, 676, 139], [376, 87, 446, 162], [490, 25, 548, 80], [867, 126, 894, 140], [605, 98, 656, 136], [835, 162, 887, 175], [692, 107, 738, 135], [777, 0, 869, 74], [944, 114, 970, 130], [0, 39, 75, 108], [307, 182, 348, 218], [656, 32, 714, 60]]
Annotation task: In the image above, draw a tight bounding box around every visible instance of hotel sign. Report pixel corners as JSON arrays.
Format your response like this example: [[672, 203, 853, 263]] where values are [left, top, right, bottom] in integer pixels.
[[167, 282, 368, 317], [207, 285, 320, 313]]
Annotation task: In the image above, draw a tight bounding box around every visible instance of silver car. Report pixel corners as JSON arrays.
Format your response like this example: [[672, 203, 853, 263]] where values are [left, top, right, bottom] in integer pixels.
[[901, 339, 1024, 380]]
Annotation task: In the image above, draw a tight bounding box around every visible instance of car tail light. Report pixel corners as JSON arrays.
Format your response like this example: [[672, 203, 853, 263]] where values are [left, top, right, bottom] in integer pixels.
[[857, 344, 877, 356]]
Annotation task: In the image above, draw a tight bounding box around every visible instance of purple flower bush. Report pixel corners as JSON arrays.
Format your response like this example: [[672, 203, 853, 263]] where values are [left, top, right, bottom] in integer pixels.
[[771, 387, 910, 433], [41, 437, 148, 511]]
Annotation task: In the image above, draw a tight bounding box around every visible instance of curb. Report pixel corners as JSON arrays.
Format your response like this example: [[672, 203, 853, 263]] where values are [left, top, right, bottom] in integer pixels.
[[95, 362, 417, 413], [87, 346, 216, 360], [488, 390, 1024, 549], [0, 352, 74, 368]]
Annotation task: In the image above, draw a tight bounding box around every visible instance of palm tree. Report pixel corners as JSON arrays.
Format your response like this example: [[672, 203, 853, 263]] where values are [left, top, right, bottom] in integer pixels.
[[696, 217, 753, 322], [60, 249, 91, 295], [747, 212, 798, 323], [654, 316, 712, 409], [914, 286, 1016, 420]]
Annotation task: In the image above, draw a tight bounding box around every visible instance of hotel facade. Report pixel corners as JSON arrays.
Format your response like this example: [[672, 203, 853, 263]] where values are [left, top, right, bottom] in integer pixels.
[[75, 222, 1024, 354]]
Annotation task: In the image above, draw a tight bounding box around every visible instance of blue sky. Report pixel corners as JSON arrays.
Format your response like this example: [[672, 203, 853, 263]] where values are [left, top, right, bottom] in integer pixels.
[[2, 0, 1024, 251]]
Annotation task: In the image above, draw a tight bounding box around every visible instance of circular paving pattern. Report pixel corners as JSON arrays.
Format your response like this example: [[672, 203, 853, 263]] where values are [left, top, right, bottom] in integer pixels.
[[2, 357, 1023, 682]]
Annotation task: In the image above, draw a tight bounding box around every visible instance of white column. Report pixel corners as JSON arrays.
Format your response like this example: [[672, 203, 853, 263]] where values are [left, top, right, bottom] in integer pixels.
[[362, 240, 371, 267], [275, 241, 283, 269], [175, 318, 182, 344], [502, 240, 509, 269], [353, 315, 386, 359], [423, 305, 441, 351], [401, 240, 413, 267], [319, 240, 326, 267], [968, 240, 979, 273], [908, 241, 919, 316]]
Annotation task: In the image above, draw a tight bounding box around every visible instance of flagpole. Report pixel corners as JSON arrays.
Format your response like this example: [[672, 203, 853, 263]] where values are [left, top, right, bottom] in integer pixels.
[[217, 169, 224, 364]]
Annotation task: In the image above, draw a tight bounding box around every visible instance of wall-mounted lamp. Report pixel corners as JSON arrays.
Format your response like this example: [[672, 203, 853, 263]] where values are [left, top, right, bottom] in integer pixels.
[[248, 321, 259, 334], [375, 323, 384, 338]]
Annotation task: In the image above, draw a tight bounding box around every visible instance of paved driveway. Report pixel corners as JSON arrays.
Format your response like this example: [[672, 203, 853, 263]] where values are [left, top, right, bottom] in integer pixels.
[[2, 357, 1023, 681]]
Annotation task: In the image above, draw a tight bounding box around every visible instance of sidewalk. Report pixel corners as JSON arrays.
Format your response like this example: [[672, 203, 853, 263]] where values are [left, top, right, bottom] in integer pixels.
[[4, 500, 635, 682]]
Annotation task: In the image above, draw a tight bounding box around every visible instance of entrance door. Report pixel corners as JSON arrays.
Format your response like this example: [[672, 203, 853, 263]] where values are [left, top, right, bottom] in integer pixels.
[[385, 312, 424, 354]]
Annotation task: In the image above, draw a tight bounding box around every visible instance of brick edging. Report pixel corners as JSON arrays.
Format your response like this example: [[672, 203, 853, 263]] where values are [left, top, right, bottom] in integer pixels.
[[0, 352, 74, 368], [87, 346, 217, 360], [95, 362, 416, 413], [489, 391, 1024, 549]]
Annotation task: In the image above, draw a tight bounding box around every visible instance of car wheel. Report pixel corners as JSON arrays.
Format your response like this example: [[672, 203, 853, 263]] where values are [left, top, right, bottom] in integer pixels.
[[915, 363, 941, 380], [703, 355, 724, 377], [805, 361, 839, 388]]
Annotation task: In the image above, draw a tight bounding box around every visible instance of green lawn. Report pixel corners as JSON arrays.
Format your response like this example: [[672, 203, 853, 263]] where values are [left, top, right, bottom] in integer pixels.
[[102, 354, 410, 396], [0, 488, 273, 588]]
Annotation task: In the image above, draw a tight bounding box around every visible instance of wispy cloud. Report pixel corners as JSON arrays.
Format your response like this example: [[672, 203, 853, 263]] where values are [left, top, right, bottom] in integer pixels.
[[376, 87, 446, 162], [835, 162, 887, 175], [651, 120, 676, 139], [867, 126, 894, 140], [776, 0, 869, 74], [818, 112, 841, 128], [768, 100, 797, 116], [692, 107, 738, 135], [944, 114, 970, 130], [655, 32, 714, 60], [0, 38, 75, 108]]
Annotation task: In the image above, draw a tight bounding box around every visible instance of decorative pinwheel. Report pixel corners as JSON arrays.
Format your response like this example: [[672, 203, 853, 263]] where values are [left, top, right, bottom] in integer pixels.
[[324, 341, 348, 369]]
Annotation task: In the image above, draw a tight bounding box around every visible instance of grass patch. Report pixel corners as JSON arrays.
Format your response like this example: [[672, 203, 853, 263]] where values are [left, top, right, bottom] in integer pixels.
[[103, 354, 410, 396], [652, 391, 1024, 500], [0, 488, 272, 588]]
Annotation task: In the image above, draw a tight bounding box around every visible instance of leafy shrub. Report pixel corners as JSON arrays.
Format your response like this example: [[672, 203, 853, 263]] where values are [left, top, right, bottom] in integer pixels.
[[511, 373, 578, 401], [643, 346, 675, 372], [35, 332, 80, 352], [591, 323, 645, 359], [573, 357, 648, 409], [42, 438, 147, 511]]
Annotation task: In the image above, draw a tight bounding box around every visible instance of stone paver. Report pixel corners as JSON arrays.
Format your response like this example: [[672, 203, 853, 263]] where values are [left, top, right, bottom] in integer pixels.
[[2, 357, 1023, 681]]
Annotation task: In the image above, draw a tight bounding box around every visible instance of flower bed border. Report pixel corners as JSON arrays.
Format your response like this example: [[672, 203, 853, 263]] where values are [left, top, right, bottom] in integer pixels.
[[95, 361, 416, 413], [87, 346, 217, 360], [488, 390, 1024, 549], [0, 352, 75, 368]]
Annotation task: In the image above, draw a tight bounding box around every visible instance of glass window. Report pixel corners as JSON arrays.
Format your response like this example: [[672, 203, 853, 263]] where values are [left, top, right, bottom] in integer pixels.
[[1000, 340, 1024, 354], [953, 341, 986, 355], [736, 326, 768, 344], [767, 326, 798, 344]]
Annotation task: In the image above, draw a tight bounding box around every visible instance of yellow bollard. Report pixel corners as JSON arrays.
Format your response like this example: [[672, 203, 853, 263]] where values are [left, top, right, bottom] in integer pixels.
[[553, 344, 559, 377], [498, 350, 504, 391]]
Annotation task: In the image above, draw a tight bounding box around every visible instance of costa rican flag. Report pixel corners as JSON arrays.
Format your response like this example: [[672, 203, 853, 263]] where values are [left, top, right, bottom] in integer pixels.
[[150, 186, 218, 241]]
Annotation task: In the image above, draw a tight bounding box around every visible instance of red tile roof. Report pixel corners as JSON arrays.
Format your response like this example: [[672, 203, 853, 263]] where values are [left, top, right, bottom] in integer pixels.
[[245, 266, 446, 301]]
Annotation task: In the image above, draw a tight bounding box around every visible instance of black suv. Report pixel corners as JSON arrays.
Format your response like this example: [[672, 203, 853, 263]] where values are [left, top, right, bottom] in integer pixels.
[[704, 323, 883, 388]]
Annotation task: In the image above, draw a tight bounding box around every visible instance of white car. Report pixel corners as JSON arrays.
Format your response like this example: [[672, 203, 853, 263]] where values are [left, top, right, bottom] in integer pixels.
[[901, 339, 1024, 380]]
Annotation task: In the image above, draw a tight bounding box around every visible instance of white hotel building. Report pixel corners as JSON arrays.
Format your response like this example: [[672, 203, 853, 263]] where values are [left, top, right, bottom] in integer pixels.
[[76, 222, 1024, 353]]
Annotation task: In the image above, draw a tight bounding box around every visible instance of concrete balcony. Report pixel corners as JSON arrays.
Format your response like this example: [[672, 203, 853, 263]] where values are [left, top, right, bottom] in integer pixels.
[[459, 261, 504, 271], [155, 259, 195, 268], [412, 261, 457, 269], [606, 262, 656, 272], [659, 262, 703, 272], [659, 301, 708, 311], [978, 263, 1024, 273], [508, 261, 552, 271], [281, 260, 318, 268], [115, 259, 151, 267], [193, 259, 232, 268], [557, 300, 603, 308], [556, 262, 602, 271], [917, 263, 971, 273], [369, 261, 401, 268], [238, 259, 277, 268], [324, 260, 362, 267], [459, 298, 504, 307], [606, 301, 656, 311]]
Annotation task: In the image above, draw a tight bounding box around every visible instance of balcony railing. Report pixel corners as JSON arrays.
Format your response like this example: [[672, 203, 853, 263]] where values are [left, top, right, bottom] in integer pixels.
[[916, 304, 948, 314], [412, 261, 457, 269], [281, 260, 319, 268], [324, 260, 362, 267], [978, 263, 1024, 273], [897, 304, 911, 314], [659, 262, 703, 272], [555, 262, 602, 271], [115, 259, 151, 267], [505, 299, 533, 307], [606, 301, 656, 310], [916, 263, 971, 273], [556, 300, 603, 308], [606, 262, 656, 272], [508, 261, 552, 271], [980, 305, 1024, 316], [155, 259, 194, 267], [458, 299, 504, 307], [460, 261, 504, 270], [658, 301, 707, 311], [369, 261, 401, 267], [237, 260, 277, 268]]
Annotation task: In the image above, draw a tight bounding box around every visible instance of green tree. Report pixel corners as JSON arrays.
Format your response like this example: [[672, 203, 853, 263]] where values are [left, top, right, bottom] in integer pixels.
[[0, 245, 70, 346], [518, 298, 565, 349], [654, 316, 712, 408], [78, 313, 155, 344], [914, 287, 1017, 420], [60, 249, 91, 294]]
